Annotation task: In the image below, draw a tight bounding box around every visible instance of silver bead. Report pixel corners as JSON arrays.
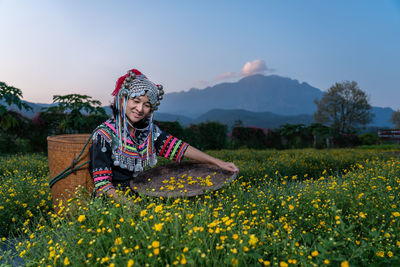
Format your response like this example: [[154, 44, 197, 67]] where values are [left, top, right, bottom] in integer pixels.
[[129, 71, 136, 79], [159, 90, 164, 95], [101, 147, 107, 152], [158, 95, 163, 100], [157, 85, 163, 90], [156, 101, 160, 106]]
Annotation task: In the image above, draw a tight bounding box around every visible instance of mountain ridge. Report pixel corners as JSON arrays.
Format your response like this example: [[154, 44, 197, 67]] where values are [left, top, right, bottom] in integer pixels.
[[2, 74, 394, 128]]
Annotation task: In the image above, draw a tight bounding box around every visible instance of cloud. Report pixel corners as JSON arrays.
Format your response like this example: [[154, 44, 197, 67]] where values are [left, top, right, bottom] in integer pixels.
[[214, 71, 238, 81], [195, 80, 211, 87], [195, 59, 274, 89], [241, 59, 269, 76]]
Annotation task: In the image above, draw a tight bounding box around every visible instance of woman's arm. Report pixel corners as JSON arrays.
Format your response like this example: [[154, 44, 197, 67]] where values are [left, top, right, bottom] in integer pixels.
[[183, 145, 239, 172]]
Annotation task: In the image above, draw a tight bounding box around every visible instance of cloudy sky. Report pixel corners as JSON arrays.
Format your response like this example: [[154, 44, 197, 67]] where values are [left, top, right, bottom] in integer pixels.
[[1, 0, 399, 110]]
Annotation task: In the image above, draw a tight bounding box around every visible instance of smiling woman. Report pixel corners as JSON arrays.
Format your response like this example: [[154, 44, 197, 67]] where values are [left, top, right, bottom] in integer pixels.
[[89, 68, 238, 202], [125, 95, 151, 123]]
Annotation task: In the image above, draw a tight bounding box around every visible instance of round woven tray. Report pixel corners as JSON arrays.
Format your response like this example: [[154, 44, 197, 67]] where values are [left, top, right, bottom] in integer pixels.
[[130, 161, 237, 198]]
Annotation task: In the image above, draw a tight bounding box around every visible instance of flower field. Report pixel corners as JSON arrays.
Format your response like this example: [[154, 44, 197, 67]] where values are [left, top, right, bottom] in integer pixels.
[[1, 149, 400, 266]]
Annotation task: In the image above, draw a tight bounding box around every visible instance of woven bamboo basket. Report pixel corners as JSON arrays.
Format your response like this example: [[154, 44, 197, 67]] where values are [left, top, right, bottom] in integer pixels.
[[47, 134, 94, 212]]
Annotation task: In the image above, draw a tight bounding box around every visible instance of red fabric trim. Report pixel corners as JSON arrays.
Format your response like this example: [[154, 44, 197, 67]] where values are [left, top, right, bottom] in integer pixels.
[[93, 170, 112, 176], [159, 135, 173, 156]]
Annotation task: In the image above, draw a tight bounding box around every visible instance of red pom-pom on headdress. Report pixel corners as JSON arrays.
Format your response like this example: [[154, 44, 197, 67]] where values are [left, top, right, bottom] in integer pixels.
[[112, 69, 145, 96]]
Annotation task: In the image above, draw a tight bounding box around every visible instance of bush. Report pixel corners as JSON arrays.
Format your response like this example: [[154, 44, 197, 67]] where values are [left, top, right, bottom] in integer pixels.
[[358, 132, 380, 146], [155, 121, 185, 140], [196, 121, 228, 150], [231, 126, 268, 149]]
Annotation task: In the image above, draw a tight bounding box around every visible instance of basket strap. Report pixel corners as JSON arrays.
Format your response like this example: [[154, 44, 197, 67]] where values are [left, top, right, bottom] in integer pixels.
[[49, 132, 95, 188]]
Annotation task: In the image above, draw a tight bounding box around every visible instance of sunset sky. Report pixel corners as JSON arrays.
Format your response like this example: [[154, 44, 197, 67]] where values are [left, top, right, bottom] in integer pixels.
[[1, 0, 399, 110]]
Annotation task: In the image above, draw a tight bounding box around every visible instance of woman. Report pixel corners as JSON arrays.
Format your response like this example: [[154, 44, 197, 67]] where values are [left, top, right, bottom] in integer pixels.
[[90, 69, 238, 199]]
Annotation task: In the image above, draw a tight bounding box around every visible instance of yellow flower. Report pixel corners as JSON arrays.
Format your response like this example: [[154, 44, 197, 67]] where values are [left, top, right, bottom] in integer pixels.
[[280, 261, 288, 267], [359, 212, 366, 219], [376, 251, 384, 257], [19, 250, 26, 258], [263, 260, 271, 266], [392, 211, 400, 217], [154, 205, 163, 213], [127, 259, 134, 267], [311, 250, 319, 257], [341, 261, 349, 267], [180, 257, 187, 265], [140, 210, 148, 217], [77, 214, 86, 223], [152, 240, 160, 248], [388, 251, 393, 257], [288, 205, 294, 210], [101, 256, 110, 264], [154, 248, 160, 255], [324, 259, 330, 265], [248, 234, 259, 246], [232, 234, 239, 240], [183, 247, 189, 253], [153, 223, 163, 232], [231, 258, 239, 266], [64, 257, 70, 266], [115, 237, 123, 246]]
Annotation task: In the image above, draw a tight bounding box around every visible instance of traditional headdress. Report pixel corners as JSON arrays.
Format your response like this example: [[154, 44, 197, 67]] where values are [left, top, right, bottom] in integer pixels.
[[111, 69, 164, 167]]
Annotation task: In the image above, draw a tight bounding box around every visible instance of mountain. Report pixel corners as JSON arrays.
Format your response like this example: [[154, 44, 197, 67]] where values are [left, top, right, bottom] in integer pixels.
[[158, 74, 324, 117], [2, 74, 395, 128], [0, 99, 56, 118], [193, 109, 314, 129], [369, 107, 393, 127], [158, 74, 393, 128]]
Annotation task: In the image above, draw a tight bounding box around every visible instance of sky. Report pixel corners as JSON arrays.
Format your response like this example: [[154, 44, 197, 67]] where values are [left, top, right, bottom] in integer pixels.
[[1, 0, 399, 110]]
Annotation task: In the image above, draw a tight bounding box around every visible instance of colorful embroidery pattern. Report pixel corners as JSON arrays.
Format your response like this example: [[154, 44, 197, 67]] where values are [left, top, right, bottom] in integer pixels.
[[92, 168, 113, 196], [158, 136, 189, 163], [90, 119, 189, 196]]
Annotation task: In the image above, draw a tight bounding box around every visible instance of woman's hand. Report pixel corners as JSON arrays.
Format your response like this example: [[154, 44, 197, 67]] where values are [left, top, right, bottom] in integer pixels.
[[216, 161, 239, 173], [184, 145, 239, 173]]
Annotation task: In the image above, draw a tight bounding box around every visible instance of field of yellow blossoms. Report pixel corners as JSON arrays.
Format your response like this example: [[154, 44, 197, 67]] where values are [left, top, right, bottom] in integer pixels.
[[1, 148, 400, 266]]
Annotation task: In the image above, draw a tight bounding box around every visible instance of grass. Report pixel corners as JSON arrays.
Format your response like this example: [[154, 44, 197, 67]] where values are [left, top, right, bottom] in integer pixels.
[[0, 148, 399, 266]]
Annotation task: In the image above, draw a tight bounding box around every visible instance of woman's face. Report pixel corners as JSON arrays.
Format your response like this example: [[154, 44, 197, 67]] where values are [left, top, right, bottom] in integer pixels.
[[125, 94, 152, 124]]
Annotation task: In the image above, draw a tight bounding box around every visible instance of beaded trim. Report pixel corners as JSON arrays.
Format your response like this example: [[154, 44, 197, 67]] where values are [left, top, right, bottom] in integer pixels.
[[93, 119, 161, 177]]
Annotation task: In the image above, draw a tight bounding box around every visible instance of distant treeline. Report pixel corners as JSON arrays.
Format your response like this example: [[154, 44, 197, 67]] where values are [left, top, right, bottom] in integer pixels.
[[156, 120, 382, 151], [0, 110, 384, 154]]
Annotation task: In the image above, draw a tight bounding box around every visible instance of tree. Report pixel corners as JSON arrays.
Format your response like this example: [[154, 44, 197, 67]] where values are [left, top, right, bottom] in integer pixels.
[[196, 121, 228, 150], [278, 123, 308, 148], [314, 81, 373, 133], [0, 82, 32, 131], [390, 110, 400, 129], [41, 94, 107, 134]]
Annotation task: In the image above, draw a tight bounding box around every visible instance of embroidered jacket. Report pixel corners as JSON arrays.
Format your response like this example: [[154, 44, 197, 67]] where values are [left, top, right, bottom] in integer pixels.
[[89, 118, 189, 196]]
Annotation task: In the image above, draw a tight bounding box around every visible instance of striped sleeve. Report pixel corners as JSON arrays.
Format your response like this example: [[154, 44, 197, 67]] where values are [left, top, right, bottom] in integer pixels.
[[154, 129, 189, 163], [90, 129, 114, 196]]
